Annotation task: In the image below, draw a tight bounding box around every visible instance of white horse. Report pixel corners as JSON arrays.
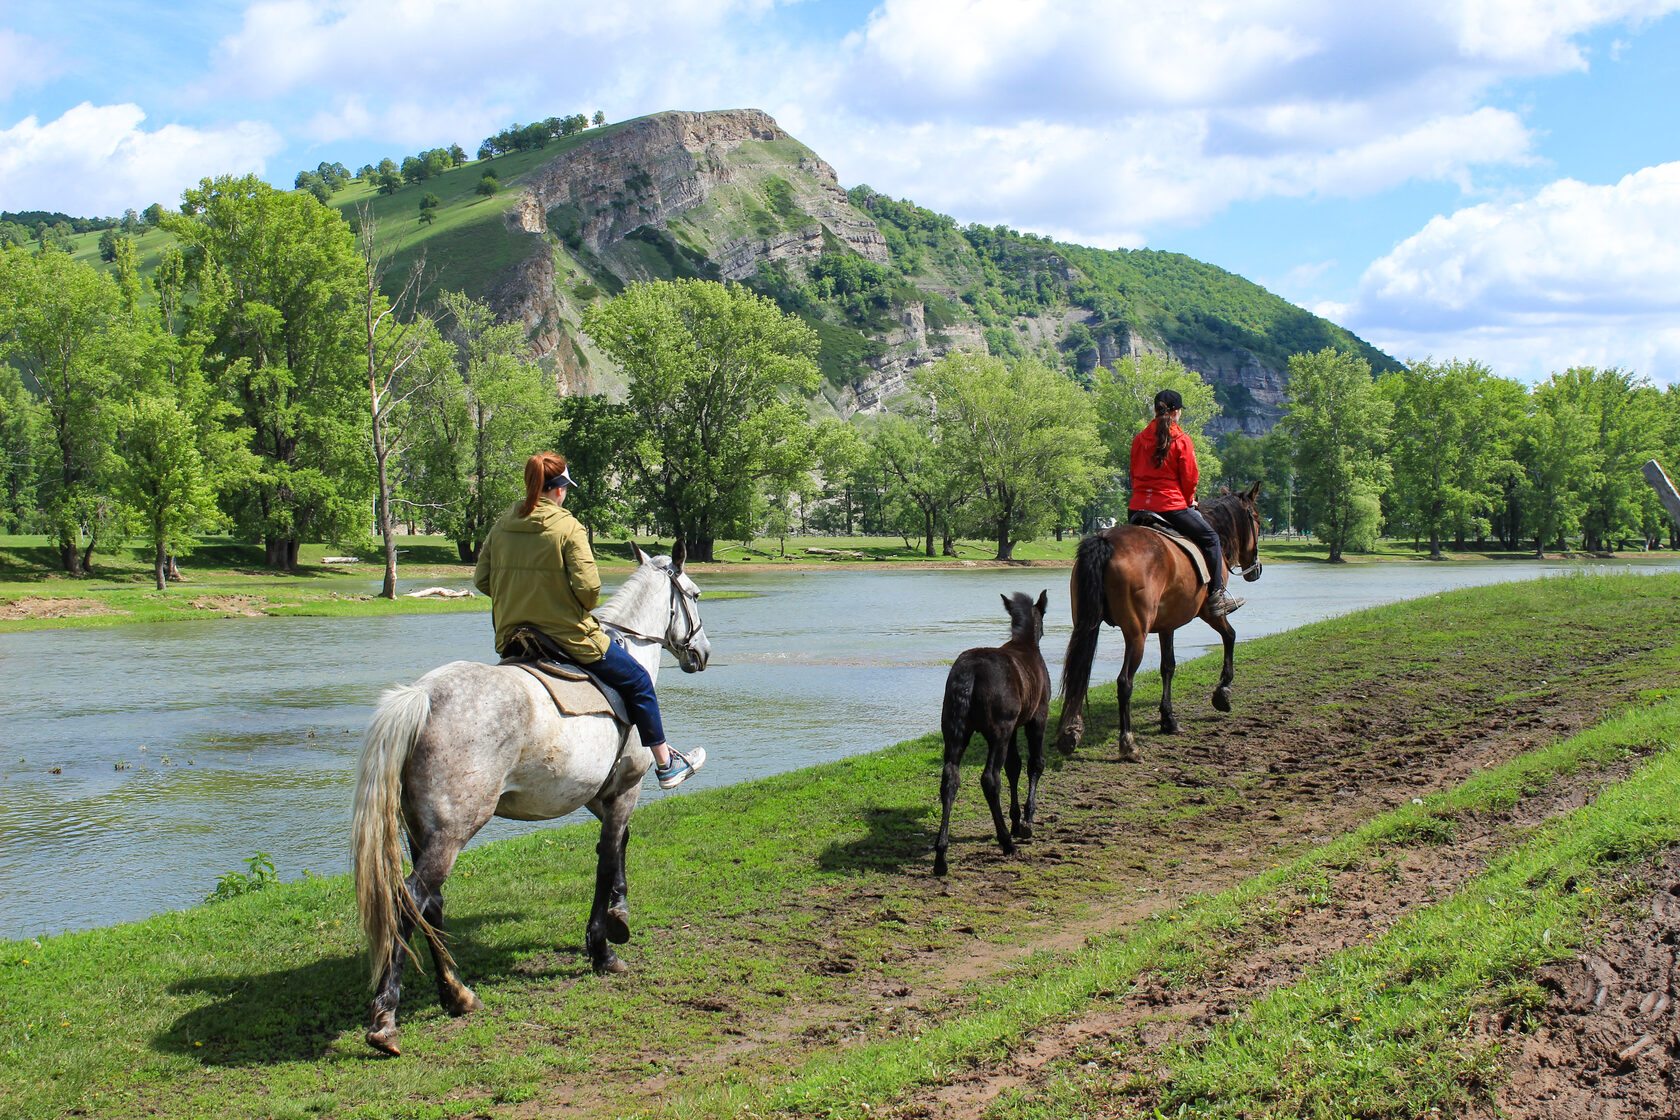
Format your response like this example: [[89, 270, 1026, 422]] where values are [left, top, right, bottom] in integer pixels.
[[352, 542, 709, 1055]]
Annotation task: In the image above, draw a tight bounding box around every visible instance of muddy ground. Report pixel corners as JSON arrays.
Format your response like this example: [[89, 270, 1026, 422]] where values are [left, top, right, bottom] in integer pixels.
[[520, 590, 1680, 1119]]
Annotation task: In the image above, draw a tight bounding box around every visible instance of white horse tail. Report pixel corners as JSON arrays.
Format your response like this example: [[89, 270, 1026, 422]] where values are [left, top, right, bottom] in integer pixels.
[[353, 683, 438, 986]]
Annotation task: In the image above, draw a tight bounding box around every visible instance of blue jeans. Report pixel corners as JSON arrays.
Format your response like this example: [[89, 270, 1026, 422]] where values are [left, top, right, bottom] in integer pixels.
[[589, 640, 666, 747], [1153, 507, 1227, 592]]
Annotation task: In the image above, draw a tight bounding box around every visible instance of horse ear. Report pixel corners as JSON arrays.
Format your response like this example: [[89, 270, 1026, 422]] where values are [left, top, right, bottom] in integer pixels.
[[1036, 589, 1049, 617], [1000, 593, 1011, 613], [670, 538, 686, 574], [1246, 480, 1262, 501], [632, 542, 650, 565]]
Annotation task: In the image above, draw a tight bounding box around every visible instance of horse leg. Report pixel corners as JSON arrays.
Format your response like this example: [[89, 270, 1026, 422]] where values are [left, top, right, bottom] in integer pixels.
[[979, 728, 1015, 857], [586, 791, 636, 974], [413, 841, 482, 1017], [1114, 621, 1146, 762], [933, 727, 968, 877], [1159, 629, 1178, 734], [1208, 612, 1237, 712], [1018, 714, 1047, 840], [367, 881, 419, 1055], [1005, 728, 1024, 839]]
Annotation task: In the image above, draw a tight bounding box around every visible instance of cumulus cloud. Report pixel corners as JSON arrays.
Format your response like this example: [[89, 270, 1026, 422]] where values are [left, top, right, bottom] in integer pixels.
[[0, 103, 283, 216], [1336, 162, 1680, 380]]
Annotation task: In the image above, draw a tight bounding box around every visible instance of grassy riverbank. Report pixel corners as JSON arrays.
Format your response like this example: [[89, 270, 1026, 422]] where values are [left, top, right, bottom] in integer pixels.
[[3, 531, 1667, 634], [4, 572, 1680, 1118]]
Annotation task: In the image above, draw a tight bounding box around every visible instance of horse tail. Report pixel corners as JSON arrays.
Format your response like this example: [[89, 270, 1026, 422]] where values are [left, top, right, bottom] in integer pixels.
[[1057, 531, 1114, 740], [353, 683, 438, 987], [942, 656, 976, 748]]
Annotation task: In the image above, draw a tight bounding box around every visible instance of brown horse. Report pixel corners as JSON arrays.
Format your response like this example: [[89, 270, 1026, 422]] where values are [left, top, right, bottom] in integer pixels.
[[1056, 483, 1263, 761]]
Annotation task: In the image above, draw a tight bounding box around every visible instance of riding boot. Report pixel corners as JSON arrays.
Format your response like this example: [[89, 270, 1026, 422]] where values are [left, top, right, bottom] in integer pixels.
[[1207, 585, 1245, 616]]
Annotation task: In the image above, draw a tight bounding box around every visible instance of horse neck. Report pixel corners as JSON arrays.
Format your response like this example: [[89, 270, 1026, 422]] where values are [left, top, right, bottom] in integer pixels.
[[595, 569, 667, 680]]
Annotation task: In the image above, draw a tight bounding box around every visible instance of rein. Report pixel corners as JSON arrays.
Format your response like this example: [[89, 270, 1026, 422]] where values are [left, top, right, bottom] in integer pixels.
[[601, 570, 703, 658]]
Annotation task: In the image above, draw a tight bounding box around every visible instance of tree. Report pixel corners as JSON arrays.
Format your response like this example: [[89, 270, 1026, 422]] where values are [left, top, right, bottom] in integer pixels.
[[115, 388, 222, 590], [142, 203, 165, 228], [476, 176, 499, 197], [582, 279, 822, 561], [355, 207, 441, 598], [1563, 368, 1662, 551], [97, 227, 126, 262], [405, 291, 557, 561], [554, 394, 633, 544], [869, 407, 965, 556], [0, 246, 129, 572], [119, 208, 141, 235], [916, 352, 1106, 560], [592, 110, 606, 127], [162, 175, 372, 569], [448, 143, 467, 165], [1282, 348, 1392, 562], [1092, 352, 1222, 496], [1379, 358, 1515, 559], [1517, 376, 1594, 556], [419, 193, 441, 224], [0, 361, 44, 531]]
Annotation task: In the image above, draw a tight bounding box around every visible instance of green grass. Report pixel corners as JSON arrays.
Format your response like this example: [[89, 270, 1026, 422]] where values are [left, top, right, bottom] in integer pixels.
[[4, 574, 1680, 1117]]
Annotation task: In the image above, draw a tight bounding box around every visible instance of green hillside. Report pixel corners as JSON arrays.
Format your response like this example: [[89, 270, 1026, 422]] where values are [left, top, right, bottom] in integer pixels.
[[38, 109, 1396, 429]]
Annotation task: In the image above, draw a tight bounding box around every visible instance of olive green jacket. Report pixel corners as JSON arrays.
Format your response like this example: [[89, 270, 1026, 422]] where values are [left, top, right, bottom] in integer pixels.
[[473, 498, 610, 663]]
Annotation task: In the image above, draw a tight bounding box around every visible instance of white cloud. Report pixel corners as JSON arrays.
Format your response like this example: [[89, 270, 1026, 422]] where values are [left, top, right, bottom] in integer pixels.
[[0, 103, 282, 215], [1338, 162, 1680, 381]]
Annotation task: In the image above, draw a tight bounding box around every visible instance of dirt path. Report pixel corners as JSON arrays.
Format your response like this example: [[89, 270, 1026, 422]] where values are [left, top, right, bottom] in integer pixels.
[[526, 587, 1680, 1119]]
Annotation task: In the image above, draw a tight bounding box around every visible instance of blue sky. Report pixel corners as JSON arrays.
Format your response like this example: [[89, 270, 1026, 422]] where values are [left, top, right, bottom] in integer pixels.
[[3, 0, 1678, 383]]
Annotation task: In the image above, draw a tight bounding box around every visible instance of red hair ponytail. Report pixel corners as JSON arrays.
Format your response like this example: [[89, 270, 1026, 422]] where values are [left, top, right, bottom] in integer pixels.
[[517, 452, 569, 518]]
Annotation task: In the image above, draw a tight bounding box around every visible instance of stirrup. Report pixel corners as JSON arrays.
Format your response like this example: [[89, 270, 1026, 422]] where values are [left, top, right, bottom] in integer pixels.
[[1207, 589, 1244, 616]]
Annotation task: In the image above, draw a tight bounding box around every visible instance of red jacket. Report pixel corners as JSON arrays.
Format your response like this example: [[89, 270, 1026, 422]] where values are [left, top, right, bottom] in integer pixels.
[[1128, 422, 1198, 511]]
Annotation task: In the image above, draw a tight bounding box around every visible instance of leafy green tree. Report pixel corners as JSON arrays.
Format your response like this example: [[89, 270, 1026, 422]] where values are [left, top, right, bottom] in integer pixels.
[[448, 144, 467, 165], [97, 227, 125, 262], [554, 393, 632, 544], [869, 407, 965, 556], [1562, 367, 1662, 551], [0, 246, 129, 572], [1378, 358, 1517, 558], [119, 208, 140, 235], [476, 176, 499, 197], [0, 361, 44, 531], [162, 175, 372, 569], [582, 279, 822, 561], [419, 193, 441, 224], [141, 203, 165, 228], [115, 386, 224, 590], [916, 352, 1105, 560], [1283, 348, 1392, 561], [405, 291, 557, 561], [1092, 351, 1222, 496], [592, 111, 606, 127], [1517, 375, 1594, 556]]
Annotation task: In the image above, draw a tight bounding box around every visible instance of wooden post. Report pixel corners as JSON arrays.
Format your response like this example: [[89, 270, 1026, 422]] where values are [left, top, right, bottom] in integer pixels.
[[1641, 459, 1680, 530]]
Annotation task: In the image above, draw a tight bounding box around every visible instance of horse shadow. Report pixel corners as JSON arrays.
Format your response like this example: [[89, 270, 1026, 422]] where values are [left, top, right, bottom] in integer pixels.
[[153, 911, 535, 1065], [817, 806, 936, 875]]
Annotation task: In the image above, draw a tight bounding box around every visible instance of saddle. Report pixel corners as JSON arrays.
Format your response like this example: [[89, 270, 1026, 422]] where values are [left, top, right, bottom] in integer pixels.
[[1126, 511, 1212, 586], [498, 627, 631, 726]]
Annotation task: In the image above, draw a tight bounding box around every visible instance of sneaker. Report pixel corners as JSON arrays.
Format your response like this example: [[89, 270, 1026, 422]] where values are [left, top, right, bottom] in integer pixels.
[[654, 745, 706, 789], [1207, 588, 1245, 617]]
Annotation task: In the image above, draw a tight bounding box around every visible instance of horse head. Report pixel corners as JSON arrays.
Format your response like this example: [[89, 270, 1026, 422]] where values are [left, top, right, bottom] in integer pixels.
[[1001, 589, 1049, 645], [617, 542, 711, 672], [1231, 481, 1263, 583]]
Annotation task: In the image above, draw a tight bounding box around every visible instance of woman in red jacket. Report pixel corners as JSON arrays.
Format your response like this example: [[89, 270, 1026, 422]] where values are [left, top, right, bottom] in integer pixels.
[[1128, 389, 1243, 617]]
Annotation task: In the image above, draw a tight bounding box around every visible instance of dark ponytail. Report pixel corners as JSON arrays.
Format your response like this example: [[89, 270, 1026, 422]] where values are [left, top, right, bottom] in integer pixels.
[[1151, 409, 1173, 468]]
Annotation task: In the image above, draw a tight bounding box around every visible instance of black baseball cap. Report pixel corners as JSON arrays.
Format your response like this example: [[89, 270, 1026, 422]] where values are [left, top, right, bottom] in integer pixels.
[[1154, 389, 1184, 411]]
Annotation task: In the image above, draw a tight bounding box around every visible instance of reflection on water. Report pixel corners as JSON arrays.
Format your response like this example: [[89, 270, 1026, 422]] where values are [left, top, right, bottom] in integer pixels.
[[3, 555, 1677, 939]]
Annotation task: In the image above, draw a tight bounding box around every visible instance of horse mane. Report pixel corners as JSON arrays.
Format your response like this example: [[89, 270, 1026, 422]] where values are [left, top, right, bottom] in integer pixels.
[[593, 559, 666, 636], [1200, 489, 1250, 559]]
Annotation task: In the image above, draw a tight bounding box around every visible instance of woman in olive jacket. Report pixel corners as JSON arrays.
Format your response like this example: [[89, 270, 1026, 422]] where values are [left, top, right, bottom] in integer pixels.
[[474, 452, 703, 789]]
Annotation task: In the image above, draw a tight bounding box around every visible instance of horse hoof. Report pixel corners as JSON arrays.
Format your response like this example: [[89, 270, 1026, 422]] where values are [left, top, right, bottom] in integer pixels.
[[1160, 717, 1178, 734], [1212, 688, 1232, 713], [1056, 730, 1080, 755], [366, 1026, 401, 1056], [1012, 822, 1033, 840], [606, 904, 631, 945], [594, 954, 630, 976], [1117, 733, 1139, 763], [444, 988, 483, 1016]]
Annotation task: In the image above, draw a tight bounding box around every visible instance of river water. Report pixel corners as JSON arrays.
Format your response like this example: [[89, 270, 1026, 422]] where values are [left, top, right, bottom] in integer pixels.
[[4, 555, 1677, 940]]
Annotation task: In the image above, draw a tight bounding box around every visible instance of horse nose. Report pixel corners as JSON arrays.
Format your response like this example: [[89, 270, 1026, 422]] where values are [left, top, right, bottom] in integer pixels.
[[1245, 563, 1263, 582]]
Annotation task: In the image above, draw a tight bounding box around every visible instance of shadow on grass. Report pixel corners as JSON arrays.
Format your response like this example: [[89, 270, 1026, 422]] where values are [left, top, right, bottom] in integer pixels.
[[816, 806, 933, 875], [154, 911, 535, 1065]]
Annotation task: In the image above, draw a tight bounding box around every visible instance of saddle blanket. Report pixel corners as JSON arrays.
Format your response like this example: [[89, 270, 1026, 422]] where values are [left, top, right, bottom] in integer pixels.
[[503, 659, 630, 724], [1128, 518, 1211, 585]]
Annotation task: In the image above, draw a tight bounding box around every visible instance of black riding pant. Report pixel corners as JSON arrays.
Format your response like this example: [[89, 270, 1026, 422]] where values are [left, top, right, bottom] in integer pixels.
[[1153, 507, 1226, 591]]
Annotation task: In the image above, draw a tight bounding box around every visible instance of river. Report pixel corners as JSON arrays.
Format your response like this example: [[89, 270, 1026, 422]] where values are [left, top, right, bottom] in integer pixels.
[[3, 555, 1676, 940]]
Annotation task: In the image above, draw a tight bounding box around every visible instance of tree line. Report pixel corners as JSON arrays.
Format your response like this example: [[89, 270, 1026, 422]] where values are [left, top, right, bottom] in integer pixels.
[[4, 176, 1671, 579]]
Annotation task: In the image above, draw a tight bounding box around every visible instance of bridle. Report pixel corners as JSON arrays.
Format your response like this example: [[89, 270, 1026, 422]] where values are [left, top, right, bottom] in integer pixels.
[[1229, 502, 1263, 578], [603, 565, 706, 660]]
